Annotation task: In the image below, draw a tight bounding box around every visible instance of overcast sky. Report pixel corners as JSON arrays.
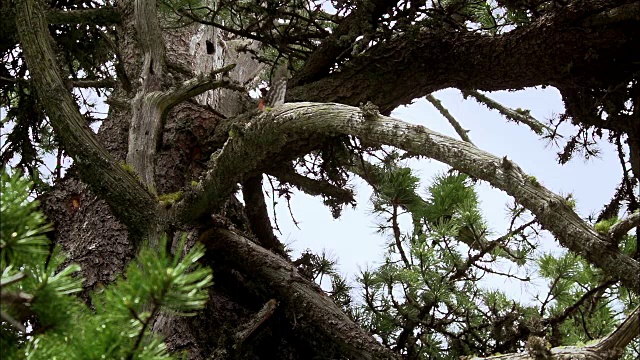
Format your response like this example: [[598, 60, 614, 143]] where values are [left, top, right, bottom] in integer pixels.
[[268, 87, 623, 303]]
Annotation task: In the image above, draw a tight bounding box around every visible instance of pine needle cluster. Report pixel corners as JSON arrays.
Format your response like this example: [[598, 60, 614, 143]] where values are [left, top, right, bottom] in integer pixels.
[[1, 170, 213, 360]]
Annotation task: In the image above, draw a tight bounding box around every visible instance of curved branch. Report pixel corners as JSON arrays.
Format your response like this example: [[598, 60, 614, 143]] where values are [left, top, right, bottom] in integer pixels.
[[200, 228, 401, 360], [609, 211, 640, 241], [268, 166, 356, 207], [16, 0, 157, 237], [287, 1, 639, 115], [241, 175, 286, 255], [174, 102, 640, 293]]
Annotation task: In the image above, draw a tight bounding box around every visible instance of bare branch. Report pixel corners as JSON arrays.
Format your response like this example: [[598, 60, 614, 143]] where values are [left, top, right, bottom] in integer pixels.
[[608, 211, 640, 241], [174, 102, 639, 292], [241, 175, 286, 256], [426, 94, 474, 144], [268, 167, 355, 207], [157, 64, 243, 113], [233, 299, 278, 351], [462, 90, 550, 136]]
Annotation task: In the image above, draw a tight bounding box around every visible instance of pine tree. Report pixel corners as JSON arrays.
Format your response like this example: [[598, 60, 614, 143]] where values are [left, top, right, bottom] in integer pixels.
[[1, 0, 639, 358], [1, 170, 213, 359]]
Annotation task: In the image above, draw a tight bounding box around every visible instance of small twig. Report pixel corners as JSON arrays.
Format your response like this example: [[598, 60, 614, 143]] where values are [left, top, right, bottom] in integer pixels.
[[609, 211, 640, 241], [233, 299, 278, 351], [266, 176, 282, 235], [426, 94, 474, 144], [543, 278, 616, 326], [462, 90, 551, 136], [0, 310, 26, 332]]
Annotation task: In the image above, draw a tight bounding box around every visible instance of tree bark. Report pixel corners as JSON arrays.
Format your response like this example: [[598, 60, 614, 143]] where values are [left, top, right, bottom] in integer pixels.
[[15, 0, 640, 358]]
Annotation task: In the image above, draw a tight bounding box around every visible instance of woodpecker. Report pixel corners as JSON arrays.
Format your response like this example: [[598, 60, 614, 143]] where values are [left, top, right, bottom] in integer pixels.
[[258, 62, 288, 111]]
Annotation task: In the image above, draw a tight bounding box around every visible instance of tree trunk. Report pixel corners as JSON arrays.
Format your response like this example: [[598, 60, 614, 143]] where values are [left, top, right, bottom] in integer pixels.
[[13, 0, 638, 358]]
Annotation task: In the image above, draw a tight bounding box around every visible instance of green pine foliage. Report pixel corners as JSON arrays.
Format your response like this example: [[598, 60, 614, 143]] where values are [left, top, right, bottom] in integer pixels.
[[350, 156, 638, 359], [1, 170, 213, 360]]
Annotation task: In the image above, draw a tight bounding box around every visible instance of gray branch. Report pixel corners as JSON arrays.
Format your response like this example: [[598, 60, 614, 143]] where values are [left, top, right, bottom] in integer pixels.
[[462, 90, 551, 135], [157, 64, 243, 113], [426, 94, 474, 144], [608, 211, 640, 241], [173, 102, 639, 293]]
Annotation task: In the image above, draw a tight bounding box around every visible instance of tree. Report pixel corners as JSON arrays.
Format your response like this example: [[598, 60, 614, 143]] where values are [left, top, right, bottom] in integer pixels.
[[1, 0, 639, 359]]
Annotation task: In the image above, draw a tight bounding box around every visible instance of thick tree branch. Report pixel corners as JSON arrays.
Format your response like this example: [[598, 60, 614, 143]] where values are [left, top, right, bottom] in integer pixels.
[[582, 1, 640, 26], [1, 6, 120, 49], [16, 0, 157, 237], [200, 228, 401, 360], [290, 0, 398, 86], [175, 102, 640, 293], [288, 0, 640, 115]]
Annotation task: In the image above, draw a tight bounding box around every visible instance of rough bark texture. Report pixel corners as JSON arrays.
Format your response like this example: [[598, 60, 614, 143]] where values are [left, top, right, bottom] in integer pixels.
[[288, 1, 640, 115], [13, 0, 639, 358]]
